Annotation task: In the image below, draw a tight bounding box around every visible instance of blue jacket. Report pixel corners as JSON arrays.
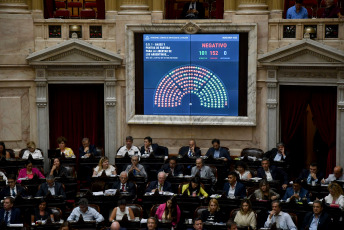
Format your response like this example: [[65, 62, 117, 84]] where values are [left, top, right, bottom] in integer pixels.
[[79, 144, 98, 157], [0, 208, 21, 224], [301, 211, 332, 230], [298, 169, 324, 185], [36, 182, 66, 199], [257, 165, 289, 184], [206, 147, 230, 161], [159, 163, 184, 176], [178, 146, 201, 157], [145, 181, 172, 193], [223, 181, 246, 198], [282, 187, 310, 202], [0, 185, 27, 199]]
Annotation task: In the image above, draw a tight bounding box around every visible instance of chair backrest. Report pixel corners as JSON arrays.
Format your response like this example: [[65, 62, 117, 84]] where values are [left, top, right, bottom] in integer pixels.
[[127, 204, 143, 219], [7, 149, 15, 158], [209, 165, 218, 180], [230, 208, 240, 219], [240, 148, 264, 158], [150, 204, 160, 217], [64, 165, 77, 178], [157, 145, 169, 156], [96, 147, 104, 156], [89, 203, 101, 212], [194, 206, 208, 219], [50, 207, 62, 222], [288, 212, 298, 226]]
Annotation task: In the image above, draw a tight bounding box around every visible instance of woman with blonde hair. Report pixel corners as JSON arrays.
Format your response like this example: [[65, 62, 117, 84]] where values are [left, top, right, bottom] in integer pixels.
[[22, 141, 43, 159], [200, 198, 225, 223], [234, 199, 257, 229], [323, 182, 344, 209], [93, 156, 116, 177]]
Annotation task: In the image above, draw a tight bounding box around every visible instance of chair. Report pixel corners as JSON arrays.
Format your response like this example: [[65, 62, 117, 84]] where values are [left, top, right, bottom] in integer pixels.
[[288, 212, 298, 226], [157, 145, 169, 157], [150, 204, 160, 217], [127, 204, 143, 219], [89, 203, 101, 212], [7, 149, 15, 158], [229, 208, 240, 219], [209, 165, 218, 182], [50, 207, 63, 222], [96, 147, 104, 157], [240, 148, 264, 159], [81, 0, 97, 19], [54, 0, 70, 18], [67, 0, 83, 18], [64, 165, 77, 178], [193, 206, 208, 219]]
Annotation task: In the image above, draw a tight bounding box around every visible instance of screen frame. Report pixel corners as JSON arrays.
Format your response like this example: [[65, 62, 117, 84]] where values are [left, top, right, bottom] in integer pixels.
[[126, 22, 257, 126]]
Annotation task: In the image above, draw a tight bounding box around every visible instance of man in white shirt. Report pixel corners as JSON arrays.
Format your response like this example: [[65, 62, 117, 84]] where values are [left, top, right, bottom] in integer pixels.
[[67, 198, 104, 223], [116, 136, 140, 157], [322, 166, 344, 184], [264, 200, 297, 230]]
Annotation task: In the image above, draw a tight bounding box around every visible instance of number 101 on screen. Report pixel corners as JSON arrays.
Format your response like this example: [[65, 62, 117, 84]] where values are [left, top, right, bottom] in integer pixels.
[[199, 51, 227, 56]]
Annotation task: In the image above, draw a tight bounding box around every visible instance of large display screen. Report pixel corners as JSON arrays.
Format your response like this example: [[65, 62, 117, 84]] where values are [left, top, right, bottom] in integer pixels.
[[143, 34, 240, 116]]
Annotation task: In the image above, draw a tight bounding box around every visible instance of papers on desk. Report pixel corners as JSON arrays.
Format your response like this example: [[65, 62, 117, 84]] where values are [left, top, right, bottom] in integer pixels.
[[184, 175, 192, 178], [9, 224, 24, 227], [104, 189, 117, 195], [141, 218, 148, 223], [92, 191, 104, 196], [250, 177, 262, 182], [145, 192, 174, 196], [210, 194, 221, 199]]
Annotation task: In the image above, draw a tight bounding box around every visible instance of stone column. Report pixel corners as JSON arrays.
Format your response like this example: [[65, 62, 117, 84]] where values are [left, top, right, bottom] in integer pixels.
[[152, 0, 163, 20], [236, 0, 269, 15], [118, 0, 150, 15], [31, 0, 43, 18], [34, 67, 50, 173], [105, 67, 117, 164], [223, 0, 236, 19], [266, 68, 279, 150], [268, 0, 283, 19], [0, 0, 29, 14], [337, 70, 344, 168], [105, 0, 117, 19]]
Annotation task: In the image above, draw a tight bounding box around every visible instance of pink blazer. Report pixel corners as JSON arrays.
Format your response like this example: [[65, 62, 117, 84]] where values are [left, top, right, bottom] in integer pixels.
[[17, 168, 45, 183], [155, 203, 181, 226]]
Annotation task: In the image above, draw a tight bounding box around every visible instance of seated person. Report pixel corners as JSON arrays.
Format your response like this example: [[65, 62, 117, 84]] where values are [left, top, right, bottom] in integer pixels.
[[257, 158, 288, 189], [0, 170, 8, 184], [298, 162, 324, 185], [93, 156, 116, 177], [116, 136, 140, 157], [49, 158, 68, 177], [17, 160, 45, 183], [251, 179, 280, 201], [109, 199, 135, 222], [146, 217, 158, 230], [0, 197, 21, 225], [179, 139, 201, 158], [301, 200, 332, 230], [223, 171, 246, 198], [322, 166, 344, 184], [146, 171, 172, 193], [111, 171, 136, 197], [235, 161, 252, 180], [191, 158, 216, 184], [56, 136, 75, 158], [36, 175, 66, 199], [200, 199, 226, 223], [226, 219, 238, 230], [205, 139, 230, 161], [67, 198, 104, 223], [264, 200, 297, 230], [181, 0, 205, 19], [282, 178, 310, 203], [182, 176, 208, 197], [322, 182, 344, 209], [140, 136, 158, 157], [192, 218, 204, 230], [124, 155, 147, 180], [79, 137, 98, 158], [22, 141, 43, 159], [0, 175, 27, 199], [286, 0, 308, 19], [31, 199, 54, 224], [264, 142, 290, 163], [155, 196, 181, 227], [159, 156, 183, 176], [322, 0, 344, 18], [0, 141, 11, 159], [234, 199, 257, 230]]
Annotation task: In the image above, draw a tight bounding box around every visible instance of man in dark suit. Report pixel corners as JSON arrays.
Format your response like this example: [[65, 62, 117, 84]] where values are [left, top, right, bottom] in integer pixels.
[[146, 172, 172, 193], [159, 156, 184, 176], [0, 175, 27, 199], [205, 139, 231, 161], [0, 197, 21, 225], [179, 139, 201, 158], [36, 175, 66, 199], [301, 200, 332, 230], [298, 162, 324, 186], [112, 171, 136, 198], [282, 178, 310, 202], [181, 0, 205, 19], [140, 136, 159, 157], [264, 142, 291, 163], [223, 171, 246, 198], [257, 158, 288, 189], [78, 137, 98, 158]]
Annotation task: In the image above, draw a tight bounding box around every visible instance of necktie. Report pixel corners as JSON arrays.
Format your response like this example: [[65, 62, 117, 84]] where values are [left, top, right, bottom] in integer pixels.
[[133, 169, 136, 176], [307, 174, 312, 184], [4, 211, 9, 225], [121, 184, 125, 191], [12, 188, 16, 196], [188, 150, 192, 157], [159, 184, 162, 192]]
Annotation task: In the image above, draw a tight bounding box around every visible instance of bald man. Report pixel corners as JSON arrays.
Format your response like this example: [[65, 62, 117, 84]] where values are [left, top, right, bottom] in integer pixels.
[[322, 166, 344, 184]]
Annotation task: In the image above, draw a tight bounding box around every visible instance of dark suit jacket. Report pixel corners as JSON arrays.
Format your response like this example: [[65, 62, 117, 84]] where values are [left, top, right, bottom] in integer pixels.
[[159, 163, 184, 176], [301, 211, 332, 230], [51, 165, 68, 177], [282, 187, 310, 202], [298, 169, 324, 185], [264, 148, 291, 163], [0, 185, 27, 199], [140, 144, 159, 156], [257, 165, 289, 184], [206, 147, 230, 161], [223, 181, 246, 198], [179, 146, 201, 157], [181, 2, 205, 19], [79, 144, 98, 157], [112, 181, 136, 197], [145, 181, 172, 193], [36, 182, 66, 199], [0, 208, 21, 224], [201, 210, 226, 223]]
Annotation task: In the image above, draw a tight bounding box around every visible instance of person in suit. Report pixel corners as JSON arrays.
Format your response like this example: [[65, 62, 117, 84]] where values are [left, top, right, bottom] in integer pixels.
[[301, 200, 332, 230], [0, 175, 27, 199], [191, 158, 216, 184], [264, 142, 291, 163], [298, 162, 324, 186], [36, 175, 66, 199], [179, 139, 201, 158], [282, 178, 310, 203], [111, 171, 136, 198], [0, 197, 21, 225], [140, 136, 159, 157], [159, 156, 184, 176], [257, 158, 288, 189], [223, 171, 246, 198], [181, 0, 205, 19], [146, 171, 172, 193], [200, 198, 226, 223], [79, 137, 98, 158], [205, 139, 230, 161]]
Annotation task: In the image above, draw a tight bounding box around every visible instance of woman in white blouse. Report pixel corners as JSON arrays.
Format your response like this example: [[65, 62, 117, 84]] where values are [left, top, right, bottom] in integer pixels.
[[22, 141, 43, 159], [322, 182, 344, 210], [235, 161, 252, 180], [234, 199, 257, 230], [93, 157, 117, 177]]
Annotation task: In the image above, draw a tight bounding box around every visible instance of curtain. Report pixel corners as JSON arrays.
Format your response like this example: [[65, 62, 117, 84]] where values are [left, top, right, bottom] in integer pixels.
[[310, 88, 337, 176], [48, 84, 104, 158]]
